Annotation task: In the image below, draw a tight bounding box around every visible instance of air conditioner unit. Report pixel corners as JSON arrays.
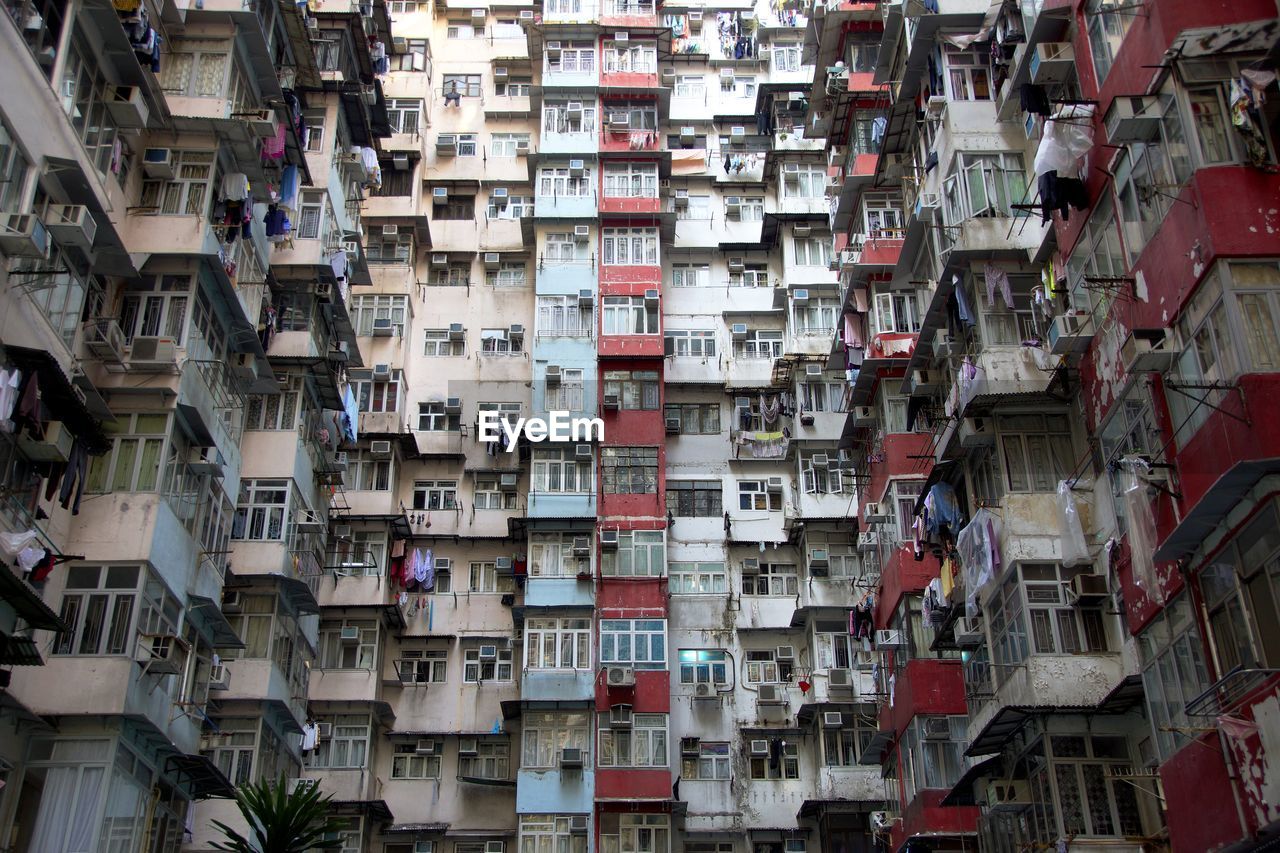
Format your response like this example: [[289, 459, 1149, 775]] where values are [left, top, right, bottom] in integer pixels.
[[562, 535, 587, 557], [959, 416, 995, 448], [495, 557, 513, 571], [857, 531, 879, 552], [128, 336, 178, 372], [0, 215, 48, 258], [137, 633, 189, 675], [449, 323, 466, 340], [875, 629, 905, 649], [545, 364, 563, 384], [661, 67, 676, 82], [1069, 573, 1108, 605], [43, 204, 97, 252], [569, 157, 585, 175], [808, 548, 829, 568], [720, 68, 735, 81], [445, 397, 462, 413], [600, 529, 619, 549], [727, 257, 745, 272], [749, 739, 769, 756], [912, 369, 939, 395], [499, 473, 519, 490], [643, 289, 659, 303], [519, 9, 534, 19], [186, 445, 223, 475], [575, 444, 593, 458], [725, 197, 742, 218], [609, 706, 633, 727], [689, 9, 702, 19], [811, 453, 831, 468], [852, 406, 877, 427], [742, 558, 759, 572], [569, 816, 588, 835], [954, 617, 984, 648], [758, 684, 784, 704], [372, 362, 393, 380], [608, 112, 631, 127], [694, 682, 716, 698], [333, 524, 353, 539], [494, 66, 509, 80], [915, 191, 941, 221], [829, 667, 853, 687], [104, 85, 149, 128], [680, 126, 696, 141], [369, 440, 393, 458], [681, 736, 701, 755], [782, 163, 801, 174], [432, 187, 450, 205], [381, 224, 401, 237], [509, 324, 525, 337], [603, 393, 621, 409], [340, 626, 361, 642], [606, 666, 635, 687], [415, 739, 440, 755], [674, 188, 689, 207], [730, 126, 746, 139], [792, 288, 811, 304], [142, 148, 175, 179], [458, 738, 479, 755], [578, 289, 594, 306], [222, 591, 243, 612], [923, 717, 951, 740], [315, 722, 333, 738], [775, 645, 796, 660], [371, 317, 396, 337], [793, 223, 812, 237], [560, 747, 583, 768], [436, 134, 458, 155], [731, 323, 749, 339], [1049, 313, 1095, 355], [1030, 42, 1076, 85], [478, 644, 498, 660], [471, 7, 485, 18], [766, 476, 784, 493], [871, 811, 898, 832], [665, 417, 682, 434], [822, 711, 844, 727], [864, 503, 892, 524], [82, 318, 126, 362], [803, 364, 824, 379], [208, 663, 231, 690], [547, 41, 563, 57], [574, 224, 590, 240], [1120, 329, 1176, 374], [516, 138, 531, 153], [986, 780, 1033, 812]]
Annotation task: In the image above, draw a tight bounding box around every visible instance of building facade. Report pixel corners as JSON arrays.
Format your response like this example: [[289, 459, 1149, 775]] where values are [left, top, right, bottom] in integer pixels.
[[0, 0, 1277, 851]]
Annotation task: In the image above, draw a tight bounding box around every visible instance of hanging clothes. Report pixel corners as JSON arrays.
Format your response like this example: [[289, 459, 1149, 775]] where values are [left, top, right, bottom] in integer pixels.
[[0, 367, 21, 431], [221, 172, 249, 201], [1019, 83, 1051, 116], [983, 262, 1014, 309], [58, 439, 89, 515], [11, 371, 43, 439], [953, 274, 975, 327]]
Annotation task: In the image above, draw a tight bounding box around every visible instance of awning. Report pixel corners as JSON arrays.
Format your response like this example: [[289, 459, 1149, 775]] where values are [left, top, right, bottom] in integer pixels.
[[331, 799, 394, 823], [939, 754, 1002, 806], [39, 157, 139, 277], [1153, 461, 1280, 561], [0, 634, 44, 666], [384, 823, 450, 835], [186, 595, 246, 649], [163, 753, 236, 799], [0, 566, 67, 631], [1, 346, 111, 453]]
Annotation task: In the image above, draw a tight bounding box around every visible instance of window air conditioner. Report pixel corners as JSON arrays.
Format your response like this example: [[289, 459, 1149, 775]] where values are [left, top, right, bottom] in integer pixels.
[[222, 591, 243, 612], [569, 817, 588, 835], [369, 440, 393, 458], [822, 711, 844, 727], [680, 125, 695, 140], [727, 257, 745, 272], [742, 558, 759, 572], [603, 393, 621, 409], [495, 557, 513, 571], [857, 531, 879, 552], [575, 444, 593, 458], [923, 717, 951, 740], [749, 739, 769, 756], [792, 288, 810, 303], [808, 548, 829, 568], [757, 684, 784, 704], [1069, 574, 1108, 605], [1120, 329, 1175, 374], [560, 747, 583, 767], [674, 188, 689, 207], [494, 66, 509, 80], [600, 529, 619, 548], [986, 780, 1033, 812], [448, 323, 466, 340], [545, 364, 562, 384], [142, 148, 175, 179], [794, 224, 812, 237], [574, 224, 590, 239], [828, 667, 852, 687], [372, 317, 395, 337], [137, 633, 190, 675], [0, 215, 49, 259], [665, 417, 681, 434], [731, 323, 749, 339], [44, 204, 97, 251], [499, 474, 519, 490], [572, 536, 590, 556], [315, 722, 333, 738], [340, 626, 361, 642], [954, 617, 984, 648], [1030, 42, 1075, 85], [372, 362, 393, 380], [766, 476, 784, 492], [445, 397, 463, 413], [104, 85, 149, 128], [433, 187, 450, 204], [960, 416, 995, 448], [546, 41, 563, 56], [458, 738, 479, 755], [578, 289, 594, 306], [436, 134, 458, 155], [479, 645, 498, 659], [775, 645, 795, 660], [208, 663, 231, 690], [415, 739, 440, 754], [608, 112, 631, 127]]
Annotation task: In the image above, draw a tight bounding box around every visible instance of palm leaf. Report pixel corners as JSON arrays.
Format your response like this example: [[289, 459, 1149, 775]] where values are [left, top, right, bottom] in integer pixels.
[[211, 775, 348, 853]]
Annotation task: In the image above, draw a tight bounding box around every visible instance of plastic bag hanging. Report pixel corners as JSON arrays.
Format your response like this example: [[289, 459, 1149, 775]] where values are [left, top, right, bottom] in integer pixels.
[[1119, 455, 1165, 603], [1056, 479, 1091, 568], [956, 507, 1002, 618]]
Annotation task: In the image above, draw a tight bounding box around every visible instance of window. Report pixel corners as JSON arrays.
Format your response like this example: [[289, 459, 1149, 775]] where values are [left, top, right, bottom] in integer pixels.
[[55, 565, 178, 657], [385, 99, 423, 134], [529, 533, 591, 577], [435, 196, 475, 220], [296, 189, 332, 240], [599, 713, 667, 766], [317, 620, 378, 669], [801, 452, 851, 495], [601, 447, 659, 494], [471, 477, 516, 510], [412, 480, 457, 511], [999, 414, 1074, 492], [1023, 563, 1109, 654], [737, 197, 766, 221], [942, 152, 1027, 223], [390, 740, 441, 778], [546, 368, 586, 412], [532, 448, 594, 492], [394, 649, 447, 683], [602, 297, 659, 335], [309, 715, 371, 769], [347, 453, 391, 491], [1139, 592, 1212, 759], [160, 38, 232, 97], [682, 742, 731, 779], [602, 228, 659, 265], [525, 618, 592, 669], [745, 649, 789, 684], [469, 561, 515, 593], [232, 479, 289, 540], [393, 39, 429, 71], [671, 263, 710, 288], [743, 563, 798, 596], [748, 738, 798, 779], [669, 563, 728, 594], [729, 262, 770, 288], [86, 413, 170, 494], [546, 43, 596, 72], [327, 530, 387, 577], [942, 44, 993, 101], [305, 116, 325, 151], [1024, 735, 1146, 840], [664, 403, 720, 434], [351, 294, 408, 338], [603, 370, 660, 409], [417, 402, 460, 432], [544, 100, 597, 134], [674, 75, 705, 98], [738, 480, 783, 511], [666, 481, 723, 517], [538, 295, 593, 337], [429, 264, 470, 288], [1086, 0, 1134, 82], [601, 619, 666, 669], [781, 165, 825, 198], [539, 165, 593, 197], [799, 379, 844, 414], [1114, 98, 1193, 260], [522, 713, 590, 768], [139, 150, 216, 216], [603, 163, 659, 198], [461, 741, 511, 780], [352, 371, 401, 413], [721, 74, 756, 98], [603, 41, 657, 73], [792, 296, 840, 335], [489, 194, 533, 220], [601, 531, 665, 576], [520, 815, 587, 853], [734, 330, 784, 359], [464, 646, 514, 681], [678, 649, 729, 685], [497, 77, 532, 96], [481, 328, 524, 355], [792, 238, 832, 268], [424, 329, 466, 356], [772, 43, 801, 73], [486, 260, 529, 287], [1198, 501, 1280, 674], [823, 721, 874, 767], [442, 74, 481, 97], [446, 22, 483, 38], [491, 133, 531, 157], [387, 1, 418, 12], [664, 330, 717, 358]]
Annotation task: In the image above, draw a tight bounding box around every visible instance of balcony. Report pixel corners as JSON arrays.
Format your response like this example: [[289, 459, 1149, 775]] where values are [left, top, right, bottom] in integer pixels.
[[528, 491, 597, 518], [540, 127, 600, 157], [599, 0, 656, 27], [840, 232, 904, 274], [522, 668, 597, 703], [535, 189, 598, 219], [599, 190, 660, 215], [598, 332, 664, 358], [599, 124, 662, 154], [542, 0, 600, 25]]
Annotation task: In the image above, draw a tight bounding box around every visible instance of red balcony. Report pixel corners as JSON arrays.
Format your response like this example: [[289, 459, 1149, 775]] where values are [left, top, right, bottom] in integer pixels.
[[845, 152, 878, 179], [596, 768, 671, 799], [598, 0, 657, 28], [884, 659, 967, 738], [599, 193, 662, 215], [600, 126, 662, 153], [600, 70, 661, 90], [599, 266, 661, 288], [891, 790, 979, 852], [598, 333, 664, 359]]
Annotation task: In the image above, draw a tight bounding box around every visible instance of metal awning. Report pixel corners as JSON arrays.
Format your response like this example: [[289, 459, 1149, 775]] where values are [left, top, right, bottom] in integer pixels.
[[1, 346, 112, 453], [164, 753, 236, 799], [331, 799, 394, 823], [0, 634, 44, 666], [186, 595, 246, 649], [940, 754, 1003, 807], [0, 566, 67, 631], [1153, 460, 1280, 561], [384, 823, 450, 835]]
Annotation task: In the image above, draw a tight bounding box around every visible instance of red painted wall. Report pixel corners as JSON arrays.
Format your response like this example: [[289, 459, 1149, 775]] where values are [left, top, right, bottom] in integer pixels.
[[886, 659, 967, 737], [894, 789, 979, 852], [1160, 732, 1245, 852], [595, 767, 671, 800], [599, 264, 662, 288], [596, 575, 667, 610]]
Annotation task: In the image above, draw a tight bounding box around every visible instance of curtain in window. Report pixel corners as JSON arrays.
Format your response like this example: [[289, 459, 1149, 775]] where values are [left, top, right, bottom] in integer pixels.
[[29, 764, 107, 853]]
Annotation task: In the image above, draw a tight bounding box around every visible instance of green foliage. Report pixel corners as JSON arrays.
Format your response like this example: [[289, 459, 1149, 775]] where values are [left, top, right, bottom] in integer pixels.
[[211, 775, 349, 853]]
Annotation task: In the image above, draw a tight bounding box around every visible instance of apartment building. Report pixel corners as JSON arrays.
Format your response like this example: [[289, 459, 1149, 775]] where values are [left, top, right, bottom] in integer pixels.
[[808, 0, 1280, 851]]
